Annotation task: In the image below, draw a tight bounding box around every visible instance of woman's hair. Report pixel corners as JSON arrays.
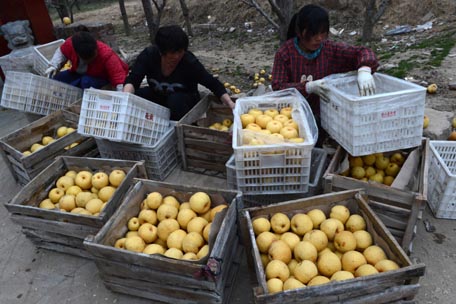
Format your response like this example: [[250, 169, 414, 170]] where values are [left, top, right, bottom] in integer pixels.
[[72, 31, 97, 60], [155, 25, 189, 54], [287, 4, 330, 40]]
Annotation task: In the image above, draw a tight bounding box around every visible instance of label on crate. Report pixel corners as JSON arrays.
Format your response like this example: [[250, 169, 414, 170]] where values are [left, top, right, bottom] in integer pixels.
[[145, 113, 154, 120], [380, 110, 397, 119], [97, 101, 112, 112]]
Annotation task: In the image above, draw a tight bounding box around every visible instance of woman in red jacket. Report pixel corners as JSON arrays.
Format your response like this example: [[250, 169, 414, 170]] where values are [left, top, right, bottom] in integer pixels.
[[46, 30, 128, 90]]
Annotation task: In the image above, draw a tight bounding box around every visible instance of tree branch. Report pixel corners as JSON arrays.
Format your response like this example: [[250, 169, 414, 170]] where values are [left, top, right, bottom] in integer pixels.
[[373, 0, 390, 23], [267, 0, 285, 23], [243, 0, 279, 29]]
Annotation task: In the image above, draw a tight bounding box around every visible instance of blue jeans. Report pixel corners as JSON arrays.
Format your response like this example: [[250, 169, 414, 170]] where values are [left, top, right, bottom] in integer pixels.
[[53, 70, 109, 89]]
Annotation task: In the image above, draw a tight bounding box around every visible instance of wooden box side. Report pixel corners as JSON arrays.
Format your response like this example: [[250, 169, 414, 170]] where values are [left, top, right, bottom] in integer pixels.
[[240, 189, 425, 303], [84, 179, 242, 293]]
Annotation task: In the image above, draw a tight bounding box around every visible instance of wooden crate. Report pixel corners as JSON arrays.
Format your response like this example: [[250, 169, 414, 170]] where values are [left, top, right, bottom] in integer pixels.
[[4, 156, 147, 258], [84, 179, 243, 304], [239, 189, 426, 304], [322, 139, 429, 254], [177, 94, 233, 176], [0, 109, 98, 185]]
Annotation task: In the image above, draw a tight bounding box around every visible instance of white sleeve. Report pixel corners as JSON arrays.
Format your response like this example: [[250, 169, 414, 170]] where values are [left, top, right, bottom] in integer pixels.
[[49, 48, 67, 68]]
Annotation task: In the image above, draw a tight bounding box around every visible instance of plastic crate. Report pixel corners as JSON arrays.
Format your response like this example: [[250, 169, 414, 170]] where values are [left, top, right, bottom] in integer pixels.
[[232, 88, 318, 194], [95, 122, 178, 181], [226, 147, 327, 205], [0, 47, 34, 73], [320, 72, 426, 156], [33, 39, 65, 76], [0, 71, 83, 115], [78, 88, 170, 145], [427, 141, 456, 219]]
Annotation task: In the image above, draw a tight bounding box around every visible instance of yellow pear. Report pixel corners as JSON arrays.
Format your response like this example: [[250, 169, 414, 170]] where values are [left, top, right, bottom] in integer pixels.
[[186, 216, 209, 235], [164, 248, 184, 259], [303, 229, 328, 252], [48, 187, 65, 203], [66, 185, 82, 196], [108, 169, 126, 187], [182, 231, 204, 254], [197, 244, 209, 259], [177, 208, 197, 230], [355, 264, 379, 277], [265, 259, 290, 282], [330, 270, 354, 281], [293, 241, 318, 263], [375, 259, 400, 272], [307, 276, 330, 286], [138, 223, 158, 243], [320, 218, 344, 241], [268, 240, 292, 264], [75, 191, 96, 208], [157, 219, 180, 241], [189, 192, 211, 214], [283, 277, 305, 291], [163, 195, 180, 209], [59, 195, 76, 211], [290, 213, 313, 236], [256, 231, 278, 253], [341, 250, 367, 273], [252, 217, 271, 236], [143, 243, 165, 255], [334, 231, 357, 253], [345, 214, 366, 232], [127, 217, 140, 231], [146, 192, 163, 209], [56, 126, 68, 137], [166, 229, 187, 250], [267, 278, 283, 294], [74, 171, 93, 190], [85, 198, 103, 214], [182, 252, 198, 260], [330, 205, 350, 224], [363, 245, 387, 265], [294, 260, 318, 284], [124, 236, 146, 253], [98, 186, 116, 202], [138, 209, 157, 225], [39, 199, 55, 210], [92, 172, 110, 189], [42, 136, 55, 145], [203, 222, 211, 242], [210, 204, 228, 221], [353, 230, 373, 251], [157, 204, 178, 221], [306, 209, 326, 229], [280, 232, 300, 251], [317, 251, 342, 277], [270, 213, 291, 234], [114, 238, 127, 249], [56, 175, 75, 192], [362, 154, 376, 166]]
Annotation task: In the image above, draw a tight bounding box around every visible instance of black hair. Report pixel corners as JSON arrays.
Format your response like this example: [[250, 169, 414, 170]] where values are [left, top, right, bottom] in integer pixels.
[[286, 4, 330, 41], [155, 25, 189, 54], [72, 31, 97, 60]]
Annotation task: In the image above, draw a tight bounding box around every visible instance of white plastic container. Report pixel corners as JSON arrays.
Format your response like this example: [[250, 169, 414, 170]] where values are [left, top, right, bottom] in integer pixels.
[[33, 39, 65, 76], [0, 71, 82, 115], [78, 88, 170, 145], [320, 72, 426, 156], [427, 141, 456, 219], [95, 122, 178, 181], [232, 88, 318, 194]]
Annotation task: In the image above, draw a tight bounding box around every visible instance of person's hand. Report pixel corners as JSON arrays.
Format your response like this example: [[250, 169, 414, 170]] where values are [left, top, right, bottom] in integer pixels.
[[358, 66, 376, 96], [45, 66, 57, 78], [305, 79, 329, 101]]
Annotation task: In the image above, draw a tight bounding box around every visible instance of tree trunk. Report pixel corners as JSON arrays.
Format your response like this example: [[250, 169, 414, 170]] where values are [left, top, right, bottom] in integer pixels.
[[141, 0, 156, 43], [361, 0, 390, 42], [178, 0, 193, 36], [118, 0, 131, 36], [275, 0, 293, 44]]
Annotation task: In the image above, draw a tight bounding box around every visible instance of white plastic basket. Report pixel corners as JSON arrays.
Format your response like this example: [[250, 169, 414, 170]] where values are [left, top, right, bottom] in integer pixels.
[[0, 47, 34, 73], [0, 71, 83, 115], [226, 147, 327, 200], [320, 72, 426, 156], [95, 123, 178, 181], [78, 88, 171, 145], [232, 88, 318, 194], [427, 141, 456, 219], [33, 39, 65, 76]]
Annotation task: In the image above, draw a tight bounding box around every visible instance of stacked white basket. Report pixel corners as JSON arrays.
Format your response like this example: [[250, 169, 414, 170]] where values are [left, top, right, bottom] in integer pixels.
[[33, 39, 65, 76], [78, 88, 171, 145], [0, 71, 83, 115], [320, 72, 426, 156], [232, 88, 318, 194], [427, 141, 456, 219]]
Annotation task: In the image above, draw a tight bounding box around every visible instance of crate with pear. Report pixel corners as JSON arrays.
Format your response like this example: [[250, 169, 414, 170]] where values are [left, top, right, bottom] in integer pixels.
[[83, 179, 243, 304], [322, 138, 429, 253], [177, 93, 234, 176], [4, 156, 147, 258], [0, 110, 98, 186], [232, 88, 318, 195], [239, 189, 425, 304]]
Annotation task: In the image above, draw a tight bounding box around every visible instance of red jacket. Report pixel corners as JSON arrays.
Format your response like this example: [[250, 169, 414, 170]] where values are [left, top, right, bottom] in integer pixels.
[[60, 38, 128, 86]]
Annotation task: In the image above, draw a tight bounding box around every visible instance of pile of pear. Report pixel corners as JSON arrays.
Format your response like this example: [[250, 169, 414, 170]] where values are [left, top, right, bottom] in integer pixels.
[[252, 205, 401, 294], [240, 107, 305, 146], [113, 191, 228, 261], [23, 125, 79, 156], [342, 152, 406, 186], [208, 118, 232, 132], [38, 168, 126, 216]]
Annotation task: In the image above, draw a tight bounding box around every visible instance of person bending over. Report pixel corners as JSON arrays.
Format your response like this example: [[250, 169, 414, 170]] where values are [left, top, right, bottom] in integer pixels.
[[123, 25, 235, 120]]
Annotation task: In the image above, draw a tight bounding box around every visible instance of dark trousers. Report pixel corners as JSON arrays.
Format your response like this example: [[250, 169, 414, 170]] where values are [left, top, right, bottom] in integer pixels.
[[136, 86, 200, 121], [53, 70, 110, 89]]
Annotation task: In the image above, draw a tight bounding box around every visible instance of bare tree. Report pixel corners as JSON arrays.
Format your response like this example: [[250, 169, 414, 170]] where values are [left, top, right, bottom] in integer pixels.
[[361, 0, 390, 42], [119, 0, 131, 36], [242, 0, 294, 44], [178, 0, 193, 36], [141, 0, 167, 43], [50, 0, 80, 22]]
